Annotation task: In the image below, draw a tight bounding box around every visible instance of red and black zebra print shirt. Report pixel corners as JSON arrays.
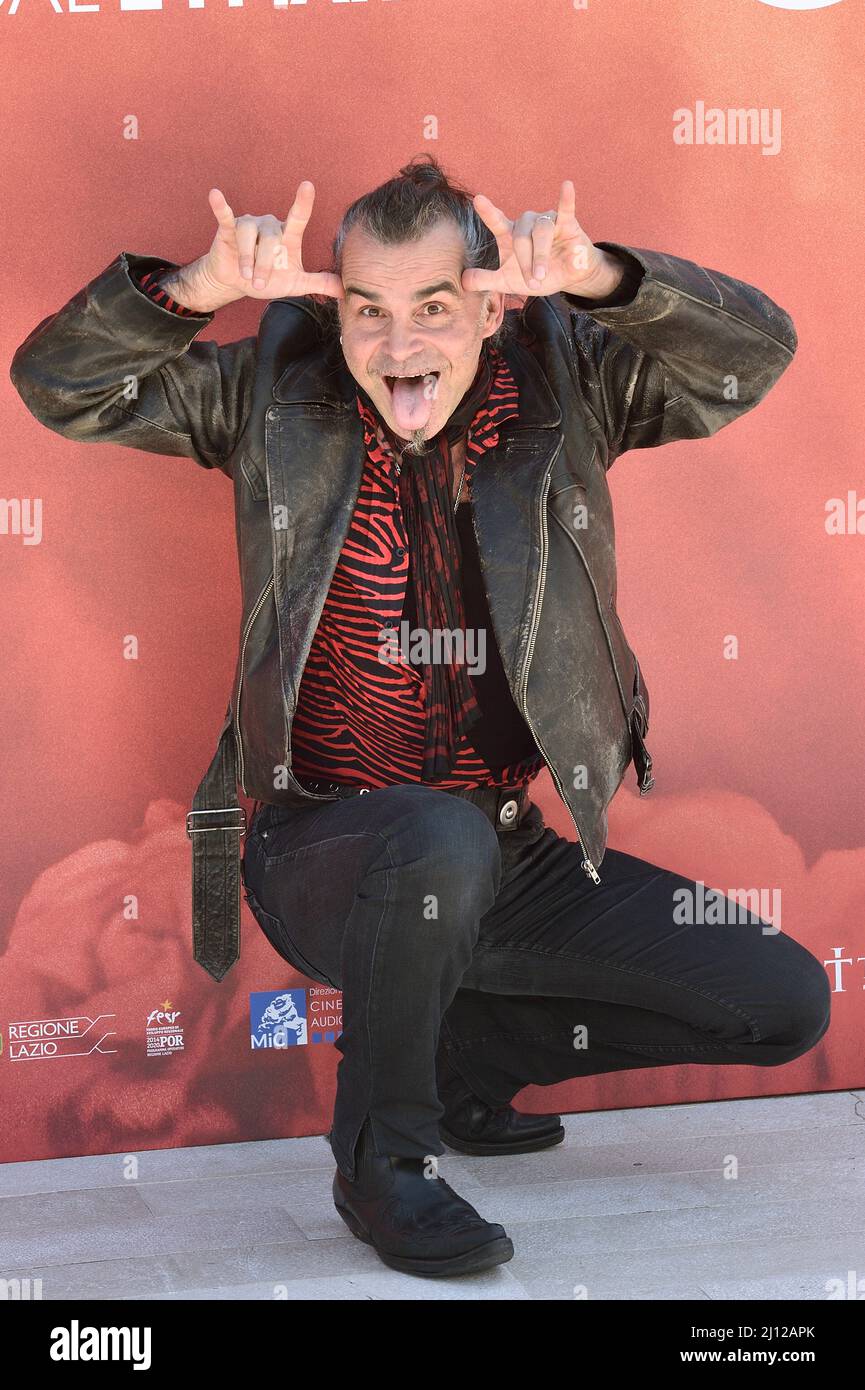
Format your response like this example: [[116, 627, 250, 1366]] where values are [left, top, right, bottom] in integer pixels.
[[134, 265, 545, 791]]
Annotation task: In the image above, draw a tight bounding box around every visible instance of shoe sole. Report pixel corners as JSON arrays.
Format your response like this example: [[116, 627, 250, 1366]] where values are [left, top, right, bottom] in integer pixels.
[[439, 1123, 565, 1156], [334, 1199, 514, 1277]]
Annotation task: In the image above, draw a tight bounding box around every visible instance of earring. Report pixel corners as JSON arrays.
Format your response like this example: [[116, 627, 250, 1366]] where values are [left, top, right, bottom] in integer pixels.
[[339, 334, 343, 344]]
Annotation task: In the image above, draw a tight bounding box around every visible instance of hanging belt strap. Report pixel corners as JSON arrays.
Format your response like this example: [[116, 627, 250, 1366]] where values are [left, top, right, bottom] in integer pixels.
[[186, 706, 246, 982]]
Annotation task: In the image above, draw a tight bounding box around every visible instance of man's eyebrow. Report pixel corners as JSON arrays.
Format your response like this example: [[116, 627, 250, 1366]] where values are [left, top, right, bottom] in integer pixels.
[[343, 280, 461, 303]]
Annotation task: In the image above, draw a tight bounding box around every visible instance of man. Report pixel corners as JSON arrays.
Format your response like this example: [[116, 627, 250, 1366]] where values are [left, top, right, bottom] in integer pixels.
[[10, 156, 830, 1280]]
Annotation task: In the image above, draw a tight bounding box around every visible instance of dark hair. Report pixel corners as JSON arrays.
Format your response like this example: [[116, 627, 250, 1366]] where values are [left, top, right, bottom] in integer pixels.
[[313, 154, 514, 350]]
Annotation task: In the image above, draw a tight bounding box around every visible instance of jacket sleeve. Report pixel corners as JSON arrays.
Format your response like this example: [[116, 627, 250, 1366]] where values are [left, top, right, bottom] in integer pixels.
[[558, 240, 798, 467], [133, 263, 203, 317], [9, 251, 256, 479]]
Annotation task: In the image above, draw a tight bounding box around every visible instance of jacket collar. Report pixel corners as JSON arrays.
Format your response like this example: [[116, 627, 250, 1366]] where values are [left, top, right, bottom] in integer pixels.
[[267, 296, 563, 432]]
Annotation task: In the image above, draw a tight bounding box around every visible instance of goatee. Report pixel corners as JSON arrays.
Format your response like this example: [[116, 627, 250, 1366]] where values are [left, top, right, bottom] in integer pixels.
[[404, 426, 432, 457], [391, 424, 435, 460]]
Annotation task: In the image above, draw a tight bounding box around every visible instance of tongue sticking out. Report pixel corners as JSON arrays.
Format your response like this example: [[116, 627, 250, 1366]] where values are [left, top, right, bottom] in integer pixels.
[[389, 374, 436, 435]]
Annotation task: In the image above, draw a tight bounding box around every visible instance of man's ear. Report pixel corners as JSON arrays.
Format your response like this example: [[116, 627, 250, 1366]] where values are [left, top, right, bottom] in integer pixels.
[[481, 291, 506, 340]]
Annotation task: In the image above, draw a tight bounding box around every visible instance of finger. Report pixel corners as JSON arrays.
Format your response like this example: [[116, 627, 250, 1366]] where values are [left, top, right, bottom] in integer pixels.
[[557, 179, 577, 225], [511, 211, 538, 290], [461, 266, 505, 293], [280, 180, 316, 253], [234, 215, 260, 282], [472, 192, 514, 267], [529, 212, 557, 287], [300, 269, 345, 301], [208, 188, 237, 236], [472, 192, 513, 239], [251, 219, 284, 290], [555, 179, 593, 278]]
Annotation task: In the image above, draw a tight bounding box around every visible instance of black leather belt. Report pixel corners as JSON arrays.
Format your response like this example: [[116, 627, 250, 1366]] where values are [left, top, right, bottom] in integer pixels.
[[292, 775, 532, 832]]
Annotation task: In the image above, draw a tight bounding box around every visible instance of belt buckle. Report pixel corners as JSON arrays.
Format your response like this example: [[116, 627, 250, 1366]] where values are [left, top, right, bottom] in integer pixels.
[[186, 807, 247, 839]]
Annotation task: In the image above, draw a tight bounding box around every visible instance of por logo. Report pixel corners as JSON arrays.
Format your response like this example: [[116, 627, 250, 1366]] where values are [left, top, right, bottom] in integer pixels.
[[755, 0, 846, 9]]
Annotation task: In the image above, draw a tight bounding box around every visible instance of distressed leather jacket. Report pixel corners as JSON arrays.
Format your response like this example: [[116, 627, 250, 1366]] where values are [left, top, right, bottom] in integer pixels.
[[9, 241, 797, 976]]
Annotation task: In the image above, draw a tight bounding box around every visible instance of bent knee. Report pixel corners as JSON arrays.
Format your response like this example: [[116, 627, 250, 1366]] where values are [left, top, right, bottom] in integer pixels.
[[763, 947, 832, 1057], [371, 785, 503, 913], [387, 784, 501, 862]]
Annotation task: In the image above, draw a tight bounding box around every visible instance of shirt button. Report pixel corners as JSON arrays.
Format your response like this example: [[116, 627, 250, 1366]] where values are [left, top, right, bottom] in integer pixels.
[[395, 547, 406, 559]]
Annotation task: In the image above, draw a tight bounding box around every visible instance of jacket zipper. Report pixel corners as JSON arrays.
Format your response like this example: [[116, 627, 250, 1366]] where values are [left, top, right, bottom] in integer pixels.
[[510, 442, 602, 884], [234, 574, 274, 794], [548, 298, 652, 775], [555, 517, 631, 727]]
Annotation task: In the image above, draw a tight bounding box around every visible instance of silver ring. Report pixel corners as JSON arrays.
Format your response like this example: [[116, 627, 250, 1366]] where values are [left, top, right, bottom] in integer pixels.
[[535, 213, 556, 224]]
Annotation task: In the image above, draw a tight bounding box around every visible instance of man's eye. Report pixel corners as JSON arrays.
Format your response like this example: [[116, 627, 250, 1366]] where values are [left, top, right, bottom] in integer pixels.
[[358, 303, 447, 319]]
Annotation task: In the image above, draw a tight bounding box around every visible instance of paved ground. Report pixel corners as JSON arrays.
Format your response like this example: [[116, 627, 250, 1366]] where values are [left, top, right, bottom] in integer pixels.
[[1, 1090, 863, 1300]]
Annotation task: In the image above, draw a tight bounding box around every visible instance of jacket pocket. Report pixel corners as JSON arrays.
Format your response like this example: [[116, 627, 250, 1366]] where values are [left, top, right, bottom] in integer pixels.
[[237, 449, 268, 502], [548, 479, 589, 530]]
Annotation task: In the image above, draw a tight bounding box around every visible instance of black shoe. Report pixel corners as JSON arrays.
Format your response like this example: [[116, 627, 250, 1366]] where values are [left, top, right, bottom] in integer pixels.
[[332, 1118, 514, 1278], [440, 1096, 566, 1156], [437, 1049, 565, 1156]]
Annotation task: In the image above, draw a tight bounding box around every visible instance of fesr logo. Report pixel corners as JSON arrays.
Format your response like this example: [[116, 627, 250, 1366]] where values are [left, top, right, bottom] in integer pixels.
[[145, 1000, 185, 1058]]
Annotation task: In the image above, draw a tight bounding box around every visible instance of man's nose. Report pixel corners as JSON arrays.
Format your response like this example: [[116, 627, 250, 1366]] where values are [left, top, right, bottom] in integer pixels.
[[383, 319, 426, 364]]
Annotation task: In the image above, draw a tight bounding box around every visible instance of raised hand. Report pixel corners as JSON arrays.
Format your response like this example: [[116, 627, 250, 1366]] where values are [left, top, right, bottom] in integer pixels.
[[171, 182, 345, 311], [204, 183, 343, 300], [461, 180, 620, 300]]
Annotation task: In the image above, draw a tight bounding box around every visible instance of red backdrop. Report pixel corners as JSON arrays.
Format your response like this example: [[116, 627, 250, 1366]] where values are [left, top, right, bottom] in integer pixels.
[[2, 0, 862, 1163]]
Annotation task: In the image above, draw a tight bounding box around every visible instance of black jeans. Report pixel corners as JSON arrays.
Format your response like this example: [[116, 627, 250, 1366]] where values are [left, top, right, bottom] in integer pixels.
[[241, 784, 831, 1181]]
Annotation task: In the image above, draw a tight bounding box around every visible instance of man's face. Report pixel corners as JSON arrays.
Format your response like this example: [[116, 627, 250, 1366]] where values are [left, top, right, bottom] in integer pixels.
[[337, 219, 504, 455]]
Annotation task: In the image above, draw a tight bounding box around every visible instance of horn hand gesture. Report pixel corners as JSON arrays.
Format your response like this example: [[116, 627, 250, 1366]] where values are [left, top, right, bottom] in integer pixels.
[[461, 180, 623, 300], [201, 182, 344, 302]]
